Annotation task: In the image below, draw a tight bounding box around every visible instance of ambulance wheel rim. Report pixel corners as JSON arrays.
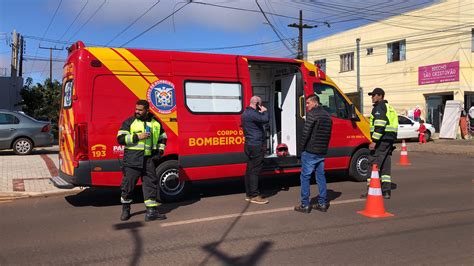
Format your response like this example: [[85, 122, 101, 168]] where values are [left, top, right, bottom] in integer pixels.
[[160, 169, 183, 196], [356, 155, 369, 176]]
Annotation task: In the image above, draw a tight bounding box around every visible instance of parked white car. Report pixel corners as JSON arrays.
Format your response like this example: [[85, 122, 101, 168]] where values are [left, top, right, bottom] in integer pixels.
[[397, 115, 435, 141]]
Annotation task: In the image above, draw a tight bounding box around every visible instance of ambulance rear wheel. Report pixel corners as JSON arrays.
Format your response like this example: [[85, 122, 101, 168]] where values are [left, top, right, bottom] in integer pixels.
[[156, 160, 189, 202], [349, 148, 370, 182]]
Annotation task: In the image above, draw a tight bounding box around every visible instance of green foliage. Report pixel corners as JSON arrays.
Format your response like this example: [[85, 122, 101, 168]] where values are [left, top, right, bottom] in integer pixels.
[[16, 77, 62, 138]]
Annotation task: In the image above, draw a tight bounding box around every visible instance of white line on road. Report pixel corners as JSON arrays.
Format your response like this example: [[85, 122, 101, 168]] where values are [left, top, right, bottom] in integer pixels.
[[161, 198, 364, 227]]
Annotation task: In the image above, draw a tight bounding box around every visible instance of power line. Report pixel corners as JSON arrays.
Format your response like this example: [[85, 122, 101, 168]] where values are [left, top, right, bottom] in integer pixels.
[[191, 0, 327, 24], [119, 1, 191, 47], [39, 0, 63, 45], [106, 0, 161, 46], [314, 0, 467, 24], [24, 56, 66, 62], [30, 0, 63, 77], [177, 38, 295, 52], [306, 26, 470, 57], [58, 0, 89, 41], [66, 0, 107, 42], [255, 0, 294, 54], [312, 1, 470, 34]]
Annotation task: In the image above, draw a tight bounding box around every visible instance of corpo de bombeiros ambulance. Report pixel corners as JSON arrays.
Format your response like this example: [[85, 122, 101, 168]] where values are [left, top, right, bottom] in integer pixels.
[[52, 41, 372, 201]]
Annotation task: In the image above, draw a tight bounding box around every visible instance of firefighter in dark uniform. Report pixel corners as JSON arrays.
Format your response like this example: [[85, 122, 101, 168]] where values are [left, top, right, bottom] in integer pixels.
[[363, 88, 398, 199], [117, 99, 167, 221]]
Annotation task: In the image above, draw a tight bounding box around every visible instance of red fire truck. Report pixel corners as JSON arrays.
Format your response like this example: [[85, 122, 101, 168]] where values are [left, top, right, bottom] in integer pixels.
[[51, 41, 372, 201]]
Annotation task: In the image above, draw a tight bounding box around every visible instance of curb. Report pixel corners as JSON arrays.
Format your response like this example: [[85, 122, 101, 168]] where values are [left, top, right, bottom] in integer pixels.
[[0, 187, 84, 201]]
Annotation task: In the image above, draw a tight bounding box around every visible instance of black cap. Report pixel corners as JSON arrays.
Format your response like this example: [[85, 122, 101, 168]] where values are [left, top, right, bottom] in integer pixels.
[[368, 88, 385, 96]]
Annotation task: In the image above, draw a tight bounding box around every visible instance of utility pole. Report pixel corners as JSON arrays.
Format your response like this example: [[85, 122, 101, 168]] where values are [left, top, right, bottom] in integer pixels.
[[39, 45, 63, 82], [19, 35, 24, 77], [288, 10, 315, 60], [356, 38, 363, 114], [9, 30, 20, 110], [10, 29, 19, 78]]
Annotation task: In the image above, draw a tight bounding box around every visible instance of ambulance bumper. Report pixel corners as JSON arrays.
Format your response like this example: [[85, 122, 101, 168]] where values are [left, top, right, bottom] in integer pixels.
[[51, 161, 91, 189], [50, 175, 74, 189]]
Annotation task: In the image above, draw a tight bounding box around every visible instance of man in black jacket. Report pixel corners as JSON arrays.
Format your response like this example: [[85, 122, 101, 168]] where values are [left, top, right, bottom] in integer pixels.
[[117, 100, 167, 221], [295, 94, 332, 213], [241, 96, 269, 204]]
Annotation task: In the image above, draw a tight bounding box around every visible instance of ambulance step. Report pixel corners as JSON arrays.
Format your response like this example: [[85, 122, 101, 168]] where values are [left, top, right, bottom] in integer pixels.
[[50, 176, 74, 189]]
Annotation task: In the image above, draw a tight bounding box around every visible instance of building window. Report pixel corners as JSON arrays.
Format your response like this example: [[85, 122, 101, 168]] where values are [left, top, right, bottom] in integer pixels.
[[367, 47, 373, 55], [185, 81, 242, 113], [314, 59, 326, 73], [340, 52, 354, 72], [387, 40, 406, 63]]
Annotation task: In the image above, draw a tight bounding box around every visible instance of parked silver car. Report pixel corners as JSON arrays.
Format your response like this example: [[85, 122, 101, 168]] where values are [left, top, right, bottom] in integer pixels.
[[0, 110, 54, 155]]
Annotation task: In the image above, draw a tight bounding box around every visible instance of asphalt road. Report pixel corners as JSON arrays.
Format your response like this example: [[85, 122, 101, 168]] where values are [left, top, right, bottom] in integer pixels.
[[0, 152, 472, 265]]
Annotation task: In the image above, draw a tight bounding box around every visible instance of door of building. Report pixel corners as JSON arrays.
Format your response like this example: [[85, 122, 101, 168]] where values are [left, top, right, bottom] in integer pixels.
[[425, 93, 454, 132]]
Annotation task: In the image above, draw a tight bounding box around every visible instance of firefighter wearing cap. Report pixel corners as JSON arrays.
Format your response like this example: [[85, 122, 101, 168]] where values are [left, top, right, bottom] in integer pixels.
[[117, 99, 167, 221], [364, 88, 398, 199]]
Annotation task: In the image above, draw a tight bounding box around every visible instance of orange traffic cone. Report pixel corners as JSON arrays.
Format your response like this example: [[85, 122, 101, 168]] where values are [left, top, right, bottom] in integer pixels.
[[398, 140, 411, 166], [357, 164, 394, 218]]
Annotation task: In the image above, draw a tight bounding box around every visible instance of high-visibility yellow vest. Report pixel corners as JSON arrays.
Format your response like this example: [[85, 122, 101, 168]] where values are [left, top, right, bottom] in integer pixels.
[[126, 119, 163, 156], [370, 103, 398, 140]]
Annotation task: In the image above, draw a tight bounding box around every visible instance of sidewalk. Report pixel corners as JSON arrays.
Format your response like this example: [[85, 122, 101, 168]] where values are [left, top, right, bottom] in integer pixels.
[[0, 146, 82, 201], [397, 134, 474, 157]]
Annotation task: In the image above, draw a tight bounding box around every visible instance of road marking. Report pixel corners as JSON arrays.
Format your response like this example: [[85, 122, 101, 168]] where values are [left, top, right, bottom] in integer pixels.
[[161, 198, 364, 227]]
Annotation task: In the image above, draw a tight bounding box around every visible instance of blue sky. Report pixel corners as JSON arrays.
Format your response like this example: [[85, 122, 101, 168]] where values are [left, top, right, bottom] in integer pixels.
[[0, 0, 439, 84]]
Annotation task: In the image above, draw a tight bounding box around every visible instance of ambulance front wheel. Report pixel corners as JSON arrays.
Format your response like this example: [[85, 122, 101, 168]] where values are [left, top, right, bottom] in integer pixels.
[[156, 160, 189, 202], [349, 148, 370, 182]]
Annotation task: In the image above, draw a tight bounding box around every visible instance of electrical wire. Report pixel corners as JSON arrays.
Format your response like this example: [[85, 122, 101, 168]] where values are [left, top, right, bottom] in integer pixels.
[[119, 1, 191, 47], [29, 0, 63, 77], [66, 0, 107, 42], [255, 0, 294, 54], [191, 0, 326, 24], [106, 0, 161, 46]]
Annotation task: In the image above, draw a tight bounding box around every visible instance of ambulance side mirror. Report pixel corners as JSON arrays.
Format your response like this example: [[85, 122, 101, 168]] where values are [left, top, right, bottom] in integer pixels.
[[350, 104, 360, 121]]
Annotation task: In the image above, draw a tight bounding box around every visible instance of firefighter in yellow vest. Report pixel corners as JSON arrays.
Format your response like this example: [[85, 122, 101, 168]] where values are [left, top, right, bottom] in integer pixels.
[[117, 100, 167, 221], [362, 88, 398, 199]]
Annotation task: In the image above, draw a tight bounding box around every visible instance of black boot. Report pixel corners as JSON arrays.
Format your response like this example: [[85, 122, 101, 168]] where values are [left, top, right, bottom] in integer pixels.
[[120, 204, 131, 221], [312, 203, 329, 212], [383, 190, 391, 199], [145, 207, 167, 222]]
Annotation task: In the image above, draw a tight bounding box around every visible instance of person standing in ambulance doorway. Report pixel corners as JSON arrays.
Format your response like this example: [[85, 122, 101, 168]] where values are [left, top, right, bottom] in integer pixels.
[[362, 88, 398, 199], [117, 100, 168, 221], [294, 94, 332, 213], [241, 96, 269, 204]]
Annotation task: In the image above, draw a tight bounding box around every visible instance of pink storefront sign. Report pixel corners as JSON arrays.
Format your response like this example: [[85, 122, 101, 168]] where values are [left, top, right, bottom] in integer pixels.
[[418, 61, 459, 85]]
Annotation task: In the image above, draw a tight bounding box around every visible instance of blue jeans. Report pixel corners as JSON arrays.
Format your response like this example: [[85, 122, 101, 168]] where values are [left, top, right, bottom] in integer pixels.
[[300, 151, 327, 206]]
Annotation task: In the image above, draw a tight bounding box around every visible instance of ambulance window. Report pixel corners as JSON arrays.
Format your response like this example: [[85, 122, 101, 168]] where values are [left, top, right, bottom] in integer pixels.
[[313, 83, 350, 119], [185, 81, 242, 113], [63, 80, 73, 109]]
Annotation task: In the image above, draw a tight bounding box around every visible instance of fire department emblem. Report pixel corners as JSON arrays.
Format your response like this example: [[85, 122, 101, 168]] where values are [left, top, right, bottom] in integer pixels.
[[147, 80, 176, 114]]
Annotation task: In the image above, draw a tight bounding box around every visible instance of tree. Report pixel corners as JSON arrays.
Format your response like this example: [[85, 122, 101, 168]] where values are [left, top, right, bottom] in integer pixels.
[[16, 77, 62, 138]]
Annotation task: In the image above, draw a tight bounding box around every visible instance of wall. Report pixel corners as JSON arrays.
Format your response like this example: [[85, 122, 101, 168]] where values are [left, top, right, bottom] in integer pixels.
[[0, 77, 23, 110]]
